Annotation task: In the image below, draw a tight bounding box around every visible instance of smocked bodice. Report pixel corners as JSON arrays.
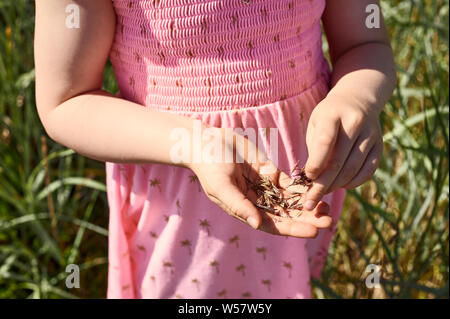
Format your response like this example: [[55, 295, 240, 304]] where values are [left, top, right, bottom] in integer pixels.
[[109, 0, 329, 112]]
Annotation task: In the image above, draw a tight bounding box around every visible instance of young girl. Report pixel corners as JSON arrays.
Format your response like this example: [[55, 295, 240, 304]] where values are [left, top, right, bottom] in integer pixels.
[[34, 0, 396, 298]]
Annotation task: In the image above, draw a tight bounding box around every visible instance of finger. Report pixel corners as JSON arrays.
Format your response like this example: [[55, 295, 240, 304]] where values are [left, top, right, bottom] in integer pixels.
[[327, 130, 376, 193], [290, 202, 333, 228], [209, 177, 262, 229], [278, 170, 294, 189], [305, 127, 359, 210], [314, 200, 331, 215], [305, 117, 340, 180], [258, 212, 319, 238], [344, 141, 383, 189], [275, 170, 309, 196]]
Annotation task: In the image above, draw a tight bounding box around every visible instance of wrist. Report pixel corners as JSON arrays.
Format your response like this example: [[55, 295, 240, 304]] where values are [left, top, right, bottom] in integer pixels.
[[325, 89, 384, 116]]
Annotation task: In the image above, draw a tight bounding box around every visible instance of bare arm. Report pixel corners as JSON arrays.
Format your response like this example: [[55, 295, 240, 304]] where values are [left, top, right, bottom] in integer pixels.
[[303, 0, 397, 210], [323, 0, 397, 111], [35, 0, 194, 166]]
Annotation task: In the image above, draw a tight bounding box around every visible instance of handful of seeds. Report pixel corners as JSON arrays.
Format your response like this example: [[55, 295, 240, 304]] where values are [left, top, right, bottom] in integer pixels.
[[244, 162, 313, 218]]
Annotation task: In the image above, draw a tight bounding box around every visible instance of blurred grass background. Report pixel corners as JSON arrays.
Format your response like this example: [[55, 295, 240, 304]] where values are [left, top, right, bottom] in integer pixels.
[[0, 0, 448, 298]]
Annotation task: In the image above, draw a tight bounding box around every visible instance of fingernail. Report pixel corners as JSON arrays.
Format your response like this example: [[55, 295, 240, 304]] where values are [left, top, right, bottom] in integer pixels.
[[247, 216, 259, 230], [304, 200, 316, 211]]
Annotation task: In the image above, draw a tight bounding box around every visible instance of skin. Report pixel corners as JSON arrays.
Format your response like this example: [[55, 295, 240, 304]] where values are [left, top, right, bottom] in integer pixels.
[[34, 0, 395, 238], [189, 130, 332, 237], [303, 0, 397, 210]]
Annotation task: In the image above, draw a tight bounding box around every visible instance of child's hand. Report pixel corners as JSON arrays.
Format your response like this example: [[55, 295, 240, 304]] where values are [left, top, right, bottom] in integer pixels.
[[188, 128, 333, 238], [303, 94, 384, 210]]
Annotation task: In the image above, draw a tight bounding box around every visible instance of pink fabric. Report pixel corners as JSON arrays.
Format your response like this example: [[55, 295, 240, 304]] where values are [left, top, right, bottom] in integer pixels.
[[106, 0, 346, 298]]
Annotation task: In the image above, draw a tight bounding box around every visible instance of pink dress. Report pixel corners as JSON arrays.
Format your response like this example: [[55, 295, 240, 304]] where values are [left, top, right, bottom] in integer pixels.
[[106, 0, 346, 299]]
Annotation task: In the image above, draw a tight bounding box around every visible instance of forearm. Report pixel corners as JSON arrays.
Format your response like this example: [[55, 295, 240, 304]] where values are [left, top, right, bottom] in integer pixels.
[[42, 90, 195, 168], [327, 42, 397, 114]]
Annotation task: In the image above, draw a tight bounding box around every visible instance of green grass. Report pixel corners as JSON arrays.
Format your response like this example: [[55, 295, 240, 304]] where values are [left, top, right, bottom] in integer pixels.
[[0, 0, 448, 298]]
